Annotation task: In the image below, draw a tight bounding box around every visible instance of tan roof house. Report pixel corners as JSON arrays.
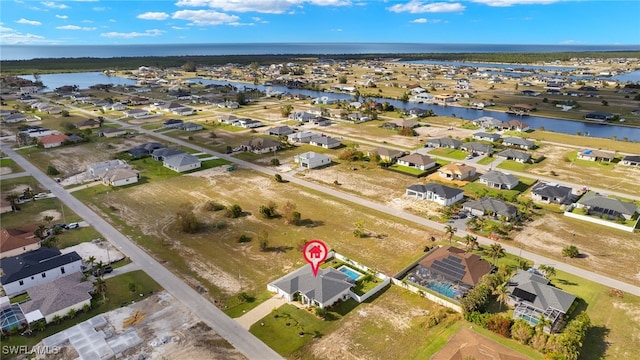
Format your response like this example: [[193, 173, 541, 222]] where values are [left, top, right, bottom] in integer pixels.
[[438, 163, 476, 181], [397, 153, 436, 171], [368, 147, 405, 163]]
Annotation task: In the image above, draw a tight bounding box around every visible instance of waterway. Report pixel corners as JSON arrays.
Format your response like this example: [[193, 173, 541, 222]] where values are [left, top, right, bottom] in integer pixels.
[[19, 72, 640, 142]]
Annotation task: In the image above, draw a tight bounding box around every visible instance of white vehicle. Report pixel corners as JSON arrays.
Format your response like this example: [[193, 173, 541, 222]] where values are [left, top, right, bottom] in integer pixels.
[[67, 222, 80, 229], [34, 193, 49, 199]]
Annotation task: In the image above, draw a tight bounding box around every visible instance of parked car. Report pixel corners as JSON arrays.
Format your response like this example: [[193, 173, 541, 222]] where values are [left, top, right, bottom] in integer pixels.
[[93, 266, 113, 277], [67, 222, 80, 229], [34, 193, 49, 199]]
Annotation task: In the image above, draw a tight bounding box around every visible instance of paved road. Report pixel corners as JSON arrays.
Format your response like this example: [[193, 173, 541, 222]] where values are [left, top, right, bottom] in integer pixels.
[[0, 171, 30, 179], [0, 144, 283, 360]]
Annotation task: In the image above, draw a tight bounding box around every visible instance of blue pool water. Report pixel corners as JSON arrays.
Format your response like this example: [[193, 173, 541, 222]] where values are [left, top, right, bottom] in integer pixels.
[[426, 282, 457, 299], [338, 266, 363, 281]]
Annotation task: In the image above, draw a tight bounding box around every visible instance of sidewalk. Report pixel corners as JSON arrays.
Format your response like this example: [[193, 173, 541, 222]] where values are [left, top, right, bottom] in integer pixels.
[[235, 295, 289, 330]]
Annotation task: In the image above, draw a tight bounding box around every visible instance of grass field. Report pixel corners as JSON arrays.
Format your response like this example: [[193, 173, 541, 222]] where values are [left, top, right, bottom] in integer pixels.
[[1, 158, 24, 173], [497, 160, 532, 172], [388, 164, 427, 176], [463, 176, 536, 202], [477, 156, 496, 165], [428, 147, 469, 160]]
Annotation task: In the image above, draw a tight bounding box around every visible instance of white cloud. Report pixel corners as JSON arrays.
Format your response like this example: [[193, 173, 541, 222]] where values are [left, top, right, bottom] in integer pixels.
[[0, 26, 48, 44], [172, 10, 240, 26], [56, 24, 96, 30], [388, 1, 465, 13], [411, 18, 428, 23], [251, 16, 269, 23], [138, 12, 170, 20], [55, 14, 68, 19], [100, 29, 165, 38], [175, 0, 350, 14], [471, 0, 560, 6], [41, 1, 69, 9], [172, 26, 189, 30], [17, 18, 42, 26], [109, 19, 117, 22]]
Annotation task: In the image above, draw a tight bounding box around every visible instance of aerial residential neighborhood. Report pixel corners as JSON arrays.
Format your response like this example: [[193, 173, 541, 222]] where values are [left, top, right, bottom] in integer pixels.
[[1, 52, 639, 360]]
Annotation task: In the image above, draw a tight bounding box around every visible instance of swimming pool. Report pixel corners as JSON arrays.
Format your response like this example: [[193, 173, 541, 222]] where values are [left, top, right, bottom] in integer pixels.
[[426, 282, 457, 299], [338, 265, 364, 281]]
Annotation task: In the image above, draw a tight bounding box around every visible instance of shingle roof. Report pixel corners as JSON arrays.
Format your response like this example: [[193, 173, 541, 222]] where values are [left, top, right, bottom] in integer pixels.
[[398, 153, 435, 166], [531, 182, 572, 199], [473, 132, 501, 140], [406, 183, 464, 199], [508, 270, 576, 313], [0, 248, 82, 284], [0, 224, 40, 253], [310, 136, 341, 146], [20, 272, 93, 317], [503, 137, 535, 147], [463, 196, 517, 218], [419, 246, 493, 287], [163, 154, 201, 168], [271, 266, 353, 305], [461, 142, 494, 154], [496, 149, 531, 161], [577, 192, 638, 216], [578, 149, 614, 160], [370, 147, 404, 159], [439, 163, 476, 175], [426, 138, 462, 148], [622, 155, 640, 162], [480, 170, 519, 188]]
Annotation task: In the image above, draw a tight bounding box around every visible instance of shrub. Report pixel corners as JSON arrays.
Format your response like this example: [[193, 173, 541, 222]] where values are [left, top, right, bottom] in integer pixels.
[[463, 311, 490, 328], [511, 319, 534, 344], [259, 202, 278, 219], [46, 165, 60, 175], [204, 201, 226, 211], [274, 174, 283, 183], [270, 158, 280, 166], [225, 204, 243, 218], [562, 245, 580, 258], [175, 203, 200, 233], [238, 234, 251, 243], [486, 314, 513, 338]]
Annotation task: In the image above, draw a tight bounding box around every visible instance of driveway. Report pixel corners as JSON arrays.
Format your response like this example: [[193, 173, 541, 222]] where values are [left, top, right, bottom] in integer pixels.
[[235, 295, 288, 330]]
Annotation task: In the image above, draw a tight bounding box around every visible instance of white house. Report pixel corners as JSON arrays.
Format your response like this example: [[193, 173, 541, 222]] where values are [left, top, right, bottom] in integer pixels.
[[101, 168, 140, 187], [294, 152, 331, 169], [405, 183, 464, 206], [397, 153, 436, 171], [87, 159, 130, 179], [309, 136, 341, 149], [163, 154, 202, 173], [0, 248, 83, 296]]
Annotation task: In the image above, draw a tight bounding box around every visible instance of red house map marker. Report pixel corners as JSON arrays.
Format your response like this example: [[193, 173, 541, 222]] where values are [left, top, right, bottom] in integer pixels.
[[303, 239, 328, 277]]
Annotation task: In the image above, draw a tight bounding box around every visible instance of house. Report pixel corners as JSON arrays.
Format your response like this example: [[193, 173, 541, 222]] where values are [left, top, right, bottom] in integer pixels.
[[266, 126, 294, 136], [408, 246, 493, 300], [163, 154, 202, 173], [479, 170, 520, 190], [76, 119, 101, 130], [495, 149, 532, 163], [151, 148, 186, 161], [405, 183, 464, 206], [241, 138, 281, 154], [0, 225, 41, 259], [123, 108, 149, 118], [502, 137, 535, 150], [0, 247, 83, 296], [472, 132, 501, 142], [101, 168, 140, 187], [87, 159, 130, 179], [508, 104, 535, 114], [128, 142, 164, 158], [309, 136, 341, 149], [621, 155, 640, 167], [19, 272, 93, 324], [463, 196, 518, 220], [385, 118, 418, 129], [576, 192, 638, 220], [218, 114, 239, 124], [2, 113, 27, 123], [294, 152, 331, 169], [181, 122, 203, 132], [520, 90, 540, 96], [531, 182, 573, 204], [438, 163, 476, 181], [38, 134, 68, 149], [502, 120, 530, 132], [163, 119, 184, 129], [267, 265, 353, 309], [584, 112, 614, 121], [577, 149, 614, 162], [237, 119, 263, 129], [425, 138, 462, 149], [289, 111, 317, 122], [507, 269, 576, 333], [99, 128, 128, 138], [473, 116, 503, 129], [287, 131, 318, 144], [104, 102, 127, 111], [397, 153, 436, 171], [461, 142, 494, 156], [368, 147, 405, 163]]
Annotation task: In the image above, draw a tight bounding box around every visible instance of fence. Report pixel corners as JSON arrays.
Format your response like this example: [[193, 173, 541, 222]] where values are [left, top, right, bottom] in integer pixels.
[[329, 252, 390, 303], [564, 206, 637, 233], [390, 278, 462, 313]]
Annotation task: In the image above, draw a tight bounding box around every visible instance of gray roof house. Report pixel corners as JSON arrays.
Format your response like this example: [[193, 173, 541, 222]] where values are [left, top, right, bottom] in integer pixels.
[[502, 137, 535, 150], [461, 142, 494, 155], [368, 147, 405, 162], [576, 192, 638, 220], [151, 148, 186, 161], [620, 155, 640, 167], [309, 136, 341, 149], [472, 132, 501, 142], [508, 269, 576, 333], [425, 137, 462, 149], [267, 265, 353, 309], [531, 182, 573, 204], [479, 170, 520, 190], [241, 138, 281, 154], [87, 159, 130, 179], [163, 154, 202, 173], [473, 116, 503, 129], [496, 149, 532, 163], [463, 196, 518, 220], [578, 149, 614, 162], [397, 153, 436, 171], [266, 126, 294, 136], [181, 122, 204, 131], [405, 183, 464, 206], [19, 272, 93, 323]]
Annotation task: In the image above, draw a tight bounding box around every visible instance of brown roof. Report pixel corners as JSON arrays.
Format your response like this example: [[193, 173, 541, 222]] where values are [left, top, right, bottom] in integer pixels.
[[0, 224, 40, 253], [439, 163, 475, 175], [419, 245, 492, 287], [369, 147, 404, 159], [39, 134, 68, 145]]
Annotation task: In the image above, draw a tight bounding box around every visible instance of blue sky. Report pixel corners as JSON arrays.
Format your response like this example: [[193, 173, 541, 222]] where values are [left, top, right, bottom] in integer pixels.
[[1, 0, 639, 45]]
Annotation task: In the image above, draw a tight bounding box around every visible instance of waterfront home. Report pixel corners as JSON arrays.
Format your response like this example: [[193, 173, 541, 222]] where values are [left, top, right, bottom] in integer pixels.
[[472, 132, 501, 142], [577, 149, 614, 162]]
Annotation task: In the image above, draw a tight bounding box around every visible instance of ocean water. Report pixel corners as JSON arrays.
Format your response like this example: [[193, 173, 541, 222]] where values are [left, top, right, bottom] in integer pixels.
[[3, 43, 640, 61]]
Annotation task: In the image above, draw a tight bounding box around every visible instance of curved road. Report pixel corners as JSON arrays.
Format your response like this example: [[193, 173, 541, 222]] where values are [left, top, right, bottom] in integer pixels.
[[0, 144, 283, 360]]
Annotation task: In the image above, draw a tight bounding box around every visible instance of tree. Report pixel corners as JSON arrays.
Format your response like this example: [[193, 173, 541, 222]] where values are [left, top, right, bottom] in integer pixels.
[[259, 202, 278, 219], [225, 204, 243, 218], [4, 193, 19, 212], [34, 224, 47, 239], [87, 255, 96, 270], [493, 283, 510, 311], [463, 234, 478, 252], [61, 110, 69, 117], [282, 201, 299, 225], [236, 92, 247, 105], [47, 165, 60, 176], [338, 75, 347, 84], [93, 276, 107, 301], [539, 264, 556, 279], [274, 174, 283, 183], [183, 61, 196, 72], [488, 243, 506, 265], [175, 203, 200, 233], [43, 215, 54, 226], [270, 158, 280, 166], [444, 225, 457, 245], [511, 319, 534, 345], [562, 245, 580, 258], [258, 230, 269, 251], [280, 104, 293, 117]]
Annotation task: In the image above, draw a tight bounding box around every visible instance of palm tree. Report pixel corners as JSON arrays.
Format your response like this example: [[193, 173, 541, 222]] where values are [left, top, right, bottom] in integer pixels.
[[444, 225, 458, 245], [535, 314, 552, 334], [93, 277, 107, 301], [493, 283, 510, 311], [86, 255, 96, 271], [463, 234, 478, 252], [43, 215, 54, 226], [4, 193, 19, 212], [539, 264, 556, 279], [34, 224, 47, 239], [519, 199, 534, 219], [488, 243, 506, 265]]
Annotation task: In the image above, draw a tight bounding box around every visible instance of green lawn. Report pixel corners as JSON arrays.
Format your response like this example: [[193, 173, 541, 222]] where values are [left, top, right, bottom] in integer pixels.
[[497, 160, 532, 172], [1, 158, 24, 173], [477, 156, 496, 165], [388, 164, 428, 176], [0, 198, 82, 229], [566, 151, 620, 169], [429, 147, 469, 160], [463, 176, 536, 202]]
